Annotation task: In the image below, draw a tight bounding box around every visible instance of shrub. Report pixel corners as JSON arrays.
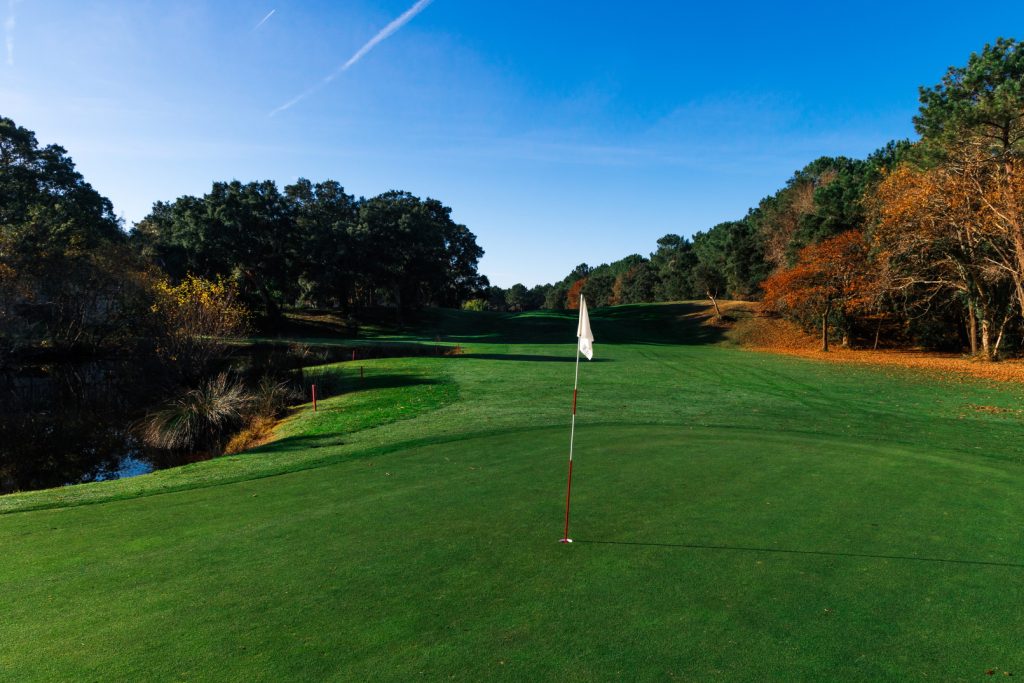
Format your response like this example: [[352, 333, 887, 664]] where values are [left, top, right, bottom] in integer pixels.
[[142, 373, 253, 452]]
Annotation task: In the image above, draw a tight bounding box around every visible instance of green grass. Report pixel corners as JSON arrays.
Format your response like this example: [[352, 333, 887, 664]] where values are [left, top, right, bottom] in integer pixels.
[[2, 303, 1023, 680]]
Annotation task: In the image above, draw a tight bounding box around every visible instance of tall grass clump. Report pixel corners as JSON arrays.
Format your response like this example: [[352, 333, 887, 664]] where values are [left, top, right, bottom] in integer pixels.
[[142, 373, 253, 453]]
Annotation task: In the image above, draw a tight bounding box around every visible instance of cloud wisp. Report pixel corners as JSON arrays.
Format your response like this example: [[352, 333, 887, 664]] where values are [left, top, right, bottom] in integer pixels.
[[270, 0, 433, 116], [5, 0, 17, 67], [254, 9, 276, 31]]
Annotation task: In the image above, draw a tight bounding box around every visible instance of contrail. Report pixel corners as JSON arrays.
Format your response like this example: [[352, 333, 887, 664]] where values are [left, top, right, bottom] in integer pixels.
[[4, 0, 16, 67], [270, 0, 433, 116], [254, 9, 275, 30]]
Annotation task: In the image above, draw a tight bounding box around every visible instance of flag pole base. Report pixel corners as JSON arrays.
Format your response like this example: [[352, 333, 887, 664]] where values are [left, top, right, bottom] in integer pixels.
[[559, 538, 573, 543]]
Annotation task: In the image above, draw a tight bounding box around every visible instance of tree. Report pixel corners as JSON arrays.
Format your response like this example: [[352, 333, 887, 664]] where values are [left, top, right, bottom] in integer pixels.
[[615, 261, 659, 304], [915, 38, 1024, 158], [0, 117, 122, 260], [873, 144, 1020, 358], [135, 184, 486, 320], [484, 285, 507, 311], [649, 235, 696, 300], [566, 278, 587, 309], [148, 275, 249, 381], [526, 284, 550, 310], [693, 262, 726, 317], [762, 230, 874, 351], [505, 283, 529, 311], [285, 179, 357, 309], [0, 117, 149, 351], [132, 180, 296, 323], [582, 271, 616, 307], [544, 282, 570, 310], [693, 221, 766, 300]]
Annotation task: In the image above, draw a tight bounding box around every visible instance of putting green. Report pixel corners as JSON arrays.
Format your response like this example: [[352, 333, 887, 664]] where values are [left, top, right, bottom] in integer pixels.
[[2, 305, 1023, 680]]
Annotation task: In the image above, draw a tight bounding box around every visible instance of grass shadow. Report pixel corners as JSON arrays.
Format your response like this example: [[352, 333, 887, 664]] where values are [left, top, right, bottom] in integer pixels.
[[457, 353, 613, 363], [405, 302, 731, 347], [574, 539, 1024, 569]]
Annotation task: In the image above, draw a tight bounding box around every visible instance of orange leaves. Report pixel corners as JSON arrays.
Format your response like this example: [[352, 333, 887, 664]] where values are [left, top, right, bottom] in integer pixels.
[[566, 278, 586, 309], [762, 230, 873, 318]]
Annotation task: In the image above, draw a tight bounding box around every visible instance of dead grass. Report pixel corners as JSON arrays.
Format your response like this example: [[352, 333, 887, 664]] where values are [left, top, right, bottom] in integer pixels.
[[223, 415, 279, 455], [714, 299, 1024, 386]]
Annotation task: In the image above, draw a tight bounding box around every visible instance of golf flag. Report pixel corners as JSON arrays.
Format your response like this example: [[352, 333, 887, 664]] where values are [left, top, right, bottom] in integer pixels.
[[561, 293, 593, 543], [577, 295, 594, 360]]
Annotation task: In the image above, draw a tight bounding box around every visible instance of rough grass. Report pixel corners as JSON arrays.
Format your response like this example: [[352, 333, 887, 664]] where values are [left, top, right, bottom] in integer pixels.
[[2, 303, 1023, 681], [726, 299, 1024, 384]]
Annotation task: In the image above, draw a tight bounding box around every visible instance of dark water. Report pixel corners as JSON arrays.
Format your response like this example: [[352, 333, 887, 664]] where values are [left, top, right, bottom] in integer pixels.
[[0, 359, 168, 493]]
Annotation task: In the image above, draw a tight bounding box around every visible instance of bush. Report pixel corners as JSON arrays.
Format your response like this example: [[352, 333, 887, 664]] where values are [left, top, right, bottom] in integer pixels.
[[142, 373, 253, 452]]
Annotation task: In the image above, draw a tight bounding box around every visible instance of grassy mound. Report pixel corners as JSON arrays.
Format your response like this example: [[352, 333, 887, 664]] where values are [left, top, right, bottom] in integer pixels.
[[2, 303, 1023, 680]]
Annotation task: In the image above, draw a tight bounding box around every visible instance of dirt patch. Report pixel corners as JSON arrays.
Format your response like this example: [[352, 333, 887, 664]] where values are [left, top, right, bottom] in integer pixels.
[[710, 300, 1024, 386], [966, 404, 1024, 415]]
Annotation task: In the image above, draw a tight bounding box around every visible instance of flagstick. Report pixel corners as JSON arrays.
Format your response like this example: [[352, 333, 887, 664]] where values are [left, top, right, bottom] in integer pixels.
[[560, 314, 583, 544]]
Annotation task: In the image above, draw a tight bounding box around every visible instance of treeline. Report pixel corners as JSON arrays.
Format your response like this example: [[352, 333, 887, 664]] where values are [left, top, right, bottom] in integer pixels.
[[490, 38, 1024, 359], [133, 181, 486, 324], [475, 148, 902, 315]]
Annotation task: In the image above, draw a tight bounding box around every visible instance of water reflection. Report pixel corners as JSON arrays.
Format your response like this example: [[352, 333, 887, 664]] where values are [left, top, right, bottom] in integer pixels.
[[88, 454, 154, 483]]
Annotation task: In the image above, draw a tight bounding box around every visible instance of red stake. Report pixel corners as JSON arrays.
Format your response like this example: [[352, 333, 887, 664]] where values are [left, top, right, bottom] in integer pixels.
[[352, 349, 356, 362], [312, 384, 317, 412]]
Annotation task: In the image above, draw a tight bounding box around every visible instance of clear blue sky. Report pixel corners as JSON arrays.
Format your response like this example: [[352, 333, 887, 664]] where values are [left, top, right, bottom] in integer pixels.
[[3, 1, 1022, 286]]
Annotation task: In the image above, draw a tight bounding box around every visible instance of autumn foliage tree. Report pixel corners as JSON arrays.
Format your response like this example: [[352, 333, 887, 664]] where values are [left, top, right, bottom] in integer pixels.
[[566, 278, 586, 309], [872, 144, 1019, 359], [762, 230, 874, 351], [149, 275, 248, 380]]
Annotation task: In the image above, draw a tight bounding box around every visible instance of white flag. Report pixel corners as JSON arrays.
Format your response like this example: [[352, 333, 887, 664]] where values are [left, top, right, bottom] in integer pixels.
[[577, 295, 594, 360]]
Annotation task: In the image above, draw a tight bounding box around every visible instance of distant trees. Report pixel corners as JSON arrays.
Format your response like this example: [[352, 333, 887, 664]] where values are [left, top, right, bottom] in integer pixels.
[[133, 182, 486, 323], [520, 39, 1024, 358]]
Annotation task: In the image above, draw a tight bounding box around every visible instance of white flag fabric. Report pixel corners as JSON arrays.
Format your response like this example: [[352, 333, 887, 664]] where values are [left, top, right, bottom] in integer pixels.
[[577, 295, 594, 360]]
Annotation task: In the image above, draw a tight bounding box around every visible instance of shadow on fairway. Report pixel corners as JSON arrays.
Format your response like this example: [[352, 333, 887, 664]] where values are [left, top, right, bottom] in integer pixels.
[[457, 353, 613, 363], [302, 373, 443, 398], [248, 433, 348, 454], [573, 539, 1024, 569], [405, 302, 732, 347]]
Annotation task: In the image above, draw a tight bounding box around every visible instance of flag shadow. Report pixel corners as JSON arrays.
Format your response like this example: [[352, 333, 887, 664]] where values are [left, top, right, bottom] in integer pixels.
[[572, 539, 1024, 569]]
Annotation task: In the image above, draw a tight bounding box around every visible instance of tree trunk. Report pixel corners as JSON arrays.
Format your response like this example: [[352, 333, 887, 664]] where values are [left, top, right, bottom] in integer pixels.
[[873, 317, 882, 351], [821, 303, 831, 352], [980, 318, 992, 360], [968, 305, 978, 356], [992, 306, 1012, 361], [707, 291, 722, 318]]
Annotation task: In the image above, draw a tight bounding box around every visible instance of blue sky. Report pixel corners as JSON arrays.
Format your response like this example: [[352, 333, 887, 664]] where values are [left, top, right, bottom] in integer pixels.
[[3, 1, 1022, 286]]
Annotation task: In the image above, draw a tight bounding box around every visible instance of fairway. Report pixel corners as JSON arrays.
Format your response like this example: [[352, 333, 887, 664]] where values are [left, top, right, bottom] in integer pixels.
[[2, 305, 1023, 681]]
